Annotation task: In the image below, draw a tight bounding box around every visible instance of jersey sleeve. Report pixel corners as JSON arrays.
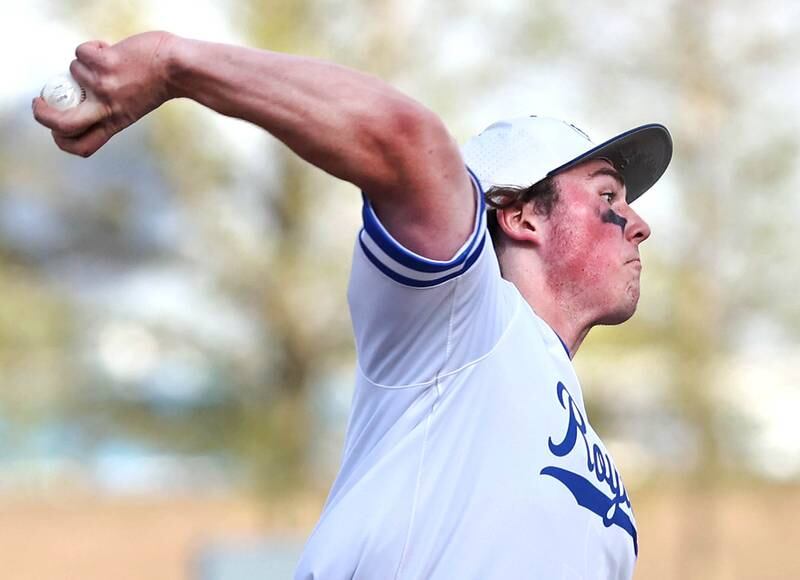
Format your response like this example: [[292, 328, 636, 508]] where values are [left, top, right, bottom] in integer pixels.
[[348, 168, 519, 387]]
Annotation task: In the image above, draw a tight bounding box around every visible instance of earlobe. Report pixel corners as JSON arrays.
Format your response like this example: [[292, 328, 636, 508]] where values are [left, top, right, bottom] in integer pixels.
[[496, 203, 542, 246]]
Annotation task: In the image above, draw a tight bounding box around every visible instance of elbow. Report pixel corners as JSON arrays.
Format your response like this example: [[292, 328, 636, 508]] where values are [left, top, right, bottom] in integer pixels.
[[382, 99, 451, 155], [362, 99, 456, 183]]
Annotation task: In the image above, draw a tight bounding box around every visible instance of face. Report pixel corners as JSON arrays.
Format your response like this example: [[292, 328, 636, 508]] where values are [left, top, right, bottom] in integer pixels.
[[540, 158, 651, 325]]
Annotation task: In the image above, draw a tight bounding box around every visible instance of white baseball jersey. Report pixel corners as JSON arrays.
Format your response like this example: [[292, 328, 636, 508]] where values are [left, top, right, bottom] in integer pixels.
[[295, 171, 638, 580]]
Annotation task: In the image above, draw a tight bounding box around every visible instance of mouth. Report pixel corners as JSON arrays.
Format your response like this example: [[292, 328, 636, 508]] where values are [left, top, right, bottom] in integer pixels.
[[626, 258, 642, 269]]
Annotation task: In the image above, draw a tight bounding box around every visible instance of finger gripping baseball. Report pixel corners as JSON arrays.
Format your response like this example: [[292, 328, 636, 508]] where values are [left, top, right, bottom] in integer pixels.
[[52, 123, 110, 157]]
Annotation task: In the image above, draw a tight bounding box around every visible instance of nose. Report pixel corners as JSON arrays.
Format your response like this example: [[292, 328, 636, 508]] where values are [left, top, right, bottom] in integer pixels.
[[624, 205, 651, 245]]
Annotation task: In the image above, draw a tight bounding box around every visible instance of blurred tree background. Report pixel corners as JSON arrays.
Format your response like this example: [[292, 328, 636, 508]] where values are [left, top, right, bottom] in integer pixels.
[[1, 0, 799, 578]]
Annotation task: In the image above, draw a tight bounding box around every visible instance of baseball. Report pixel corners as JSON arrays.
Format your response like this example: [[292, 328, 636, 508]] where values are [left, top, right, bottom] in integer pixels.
[[40, 74, 87, 110]]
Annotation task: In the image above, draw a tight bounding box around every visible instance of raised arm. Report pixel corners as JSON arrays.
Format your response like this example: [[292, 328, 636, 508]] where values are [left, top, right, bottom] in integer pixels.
[[32, 31, 475, 260]]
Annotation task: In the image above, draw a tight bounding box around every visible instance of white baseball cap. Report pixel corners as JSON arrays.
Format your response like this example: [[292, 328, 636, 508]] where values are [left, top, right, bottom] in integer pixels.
[[462, 116, 673, 203]]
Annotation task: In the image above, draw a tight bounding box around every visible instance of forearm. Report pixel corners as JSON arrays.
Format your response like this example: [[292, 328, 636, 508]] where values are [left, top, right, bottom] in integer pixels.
[[33, 31, 474, 259], [165, 35, 442, 193]]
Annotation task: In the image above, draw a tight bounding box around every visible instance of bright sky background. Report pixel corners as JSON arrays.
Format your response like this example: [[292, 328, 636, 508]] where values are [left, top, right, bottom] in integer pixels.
[[1, 0, 242, 105]]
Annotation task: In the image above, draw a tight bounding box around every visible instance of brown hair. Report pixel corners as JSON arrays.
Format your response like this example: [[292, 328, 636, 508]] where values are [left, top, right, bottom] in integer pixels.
[[484, 177, 560, 246]]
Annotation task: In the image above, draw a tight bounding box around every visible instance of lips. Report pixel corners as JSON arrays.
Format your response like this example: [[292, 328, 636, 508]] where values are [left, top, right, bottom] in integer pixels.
[[626, 258, 642, 271]]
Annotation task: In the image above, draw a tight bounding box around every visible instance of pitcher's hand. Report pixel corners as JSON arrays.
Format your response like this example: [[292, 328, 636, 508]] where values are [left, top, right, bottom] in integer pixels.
[[32, 31, 178, 157]]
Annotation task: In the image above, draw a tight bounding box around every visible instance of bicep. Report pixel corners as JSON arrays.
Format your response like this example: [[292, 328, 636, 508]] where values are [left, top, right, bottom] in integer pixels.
[[363, 113, 477, 262]]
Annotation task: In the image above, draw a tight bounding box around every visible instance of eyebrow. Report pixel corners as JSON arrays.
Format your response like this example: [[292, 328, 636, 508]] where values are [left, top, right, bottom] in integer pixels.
[[588, 167, 625, 187]]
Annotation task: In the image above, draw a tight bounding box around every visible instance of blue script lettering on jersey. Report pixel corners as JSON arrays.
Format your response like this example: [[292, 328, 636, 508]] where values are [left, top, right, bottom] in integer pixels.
[[541, 381, 639, 555]]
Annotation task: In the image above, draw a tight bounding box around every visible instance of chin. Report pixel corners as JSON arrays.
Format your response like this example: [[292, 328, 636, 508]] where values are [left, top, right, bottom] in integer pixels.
[[597, 289, 640, 325], [598, 307, 637, 326]]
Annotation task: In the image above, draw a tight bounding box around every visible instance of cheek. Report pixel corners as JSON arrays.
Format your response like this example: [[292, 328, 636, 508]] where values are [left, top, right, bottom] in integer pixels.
[[552, 217, 618, 282]]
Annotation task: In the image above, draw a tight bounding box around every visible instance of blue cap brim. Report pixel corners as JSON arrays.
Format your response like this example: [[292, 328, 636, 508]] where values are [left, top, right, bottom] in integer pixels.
[[547, 124, 673, 203]]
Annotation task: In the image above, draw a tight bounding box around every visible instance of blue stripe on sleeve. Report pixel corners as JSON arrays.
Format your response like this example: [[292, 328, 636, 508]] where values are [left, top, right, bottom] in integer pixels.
[[359, 168, 487, 283], [359, 231, 487, 288]]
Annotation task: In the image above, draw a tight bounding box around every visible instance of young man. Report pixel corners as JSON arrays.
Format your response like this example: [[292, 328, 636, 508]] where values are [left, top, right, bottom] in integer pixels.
[[33, 31, 672, 579]]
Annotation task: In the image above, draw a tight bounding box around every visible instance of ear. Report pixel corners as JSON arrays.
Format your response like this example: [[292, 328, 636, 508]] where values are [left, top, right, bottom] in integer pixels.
[[495, 202, 545, 246]]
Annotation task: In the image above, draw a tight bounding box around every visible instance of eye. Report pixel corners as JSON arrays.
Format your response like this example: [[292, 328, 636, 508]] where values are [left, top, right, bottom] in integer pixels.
[[601, 191, 615, 203]]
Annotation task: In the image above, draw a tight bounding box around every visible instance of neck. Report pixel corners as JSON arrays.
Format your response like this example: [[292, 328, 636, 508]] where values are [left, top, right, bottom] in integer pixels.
[[530, 294, 592, 358], [498, 250, 593, 359]]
